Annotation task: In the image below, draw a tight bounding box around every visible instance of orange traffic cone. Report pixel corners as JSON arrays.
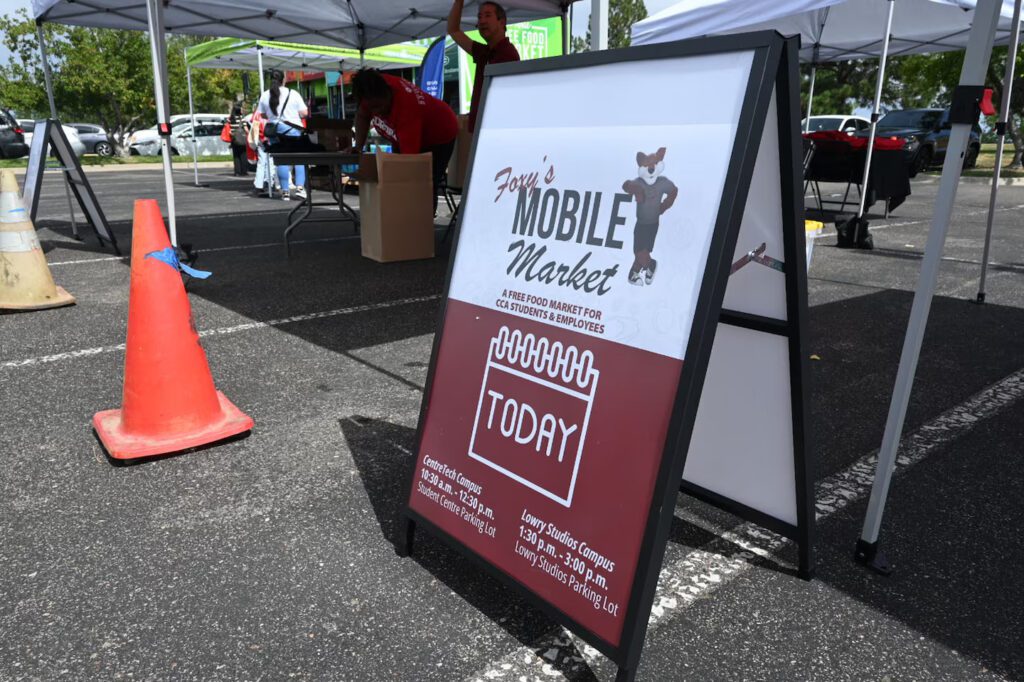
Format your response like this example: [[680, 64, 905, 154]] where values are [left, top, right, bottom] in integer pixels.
[[0, 169, 75, 310], [93, 199, 253, 460]]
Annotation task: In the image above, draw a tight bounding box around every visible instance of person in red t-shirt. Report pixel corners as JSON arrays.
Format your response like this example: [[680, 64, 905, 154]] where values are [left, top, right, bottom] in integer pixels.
[[351, 69, 458, 214], [448, 0, 521, 132]]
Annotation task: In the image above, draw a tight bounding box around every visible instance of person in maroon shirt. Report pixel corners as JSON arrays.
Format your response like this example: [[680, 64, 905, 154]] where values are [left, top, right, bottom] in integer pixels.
[[448, 0, 521, 132], [351, 69, 458, 213]]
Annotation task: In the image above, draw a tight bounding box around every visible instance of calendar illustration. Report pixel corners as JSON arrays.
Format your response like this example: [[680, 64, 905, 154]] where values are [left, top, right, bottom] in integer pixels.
[[468, 326, 600, 508]]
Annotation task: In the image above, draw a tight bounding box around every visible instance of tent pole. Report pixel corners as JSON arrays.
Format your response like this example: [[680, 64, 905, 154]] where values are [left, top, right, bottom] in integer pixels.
[[805, 45, 820, 132], [854, 0, 895, 221], [359, 24, 367, 68], [144, 0, 177, 246], [257, 45, 265, 93], [186, 57, 201, 188], [562, 6, 570, 54], [977, 0, 1023, 303], [35, 20, 80, 241], [855, 0, 1004, 575], [342, 63, 347, 119], [36, 23, 58, 119], [591, 0, 609, 50], [806, 65, 817, 132]]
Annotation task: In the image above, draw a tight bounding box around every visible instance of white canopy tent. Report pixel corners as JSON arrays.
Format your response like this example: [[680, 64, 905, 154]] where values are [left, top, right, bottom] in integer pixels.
[[638, 0, 1018, 570], [632, 0, 1021, 124], [632, 0, 1022, 242], [33, 0, 572, 51], [632, 0, 1021, 62], [32, 0, 578, 245]]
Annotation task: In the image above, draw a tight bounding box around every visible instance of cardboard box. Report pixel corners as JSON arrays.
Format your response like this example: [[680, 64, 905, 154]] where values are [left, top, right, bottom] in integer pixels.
[[358, 152, 435, 262], [308, 117, 353, 152], [446, 115, 473, 190]]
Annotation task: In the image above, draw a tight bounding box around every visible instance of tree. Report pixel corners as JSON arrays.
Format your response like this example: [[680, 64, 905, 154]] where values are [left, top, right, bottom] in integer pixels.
[[0, 9, 243, 156], [801, 47, 1024, 168], [896, 47, 1024, 167], [571, 0, 648, 52], [800, 59, 903, 119]]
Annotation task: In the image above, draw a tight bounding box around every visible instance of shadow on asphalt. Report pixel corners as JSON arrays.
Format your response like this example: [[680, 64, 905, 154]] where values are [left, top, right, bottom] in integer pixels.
[[799, 290, 1024, 678], [337, 414, 602, 678], [811, 390, 1024, 680], [807, 290, 1024, 482], [856, 245, 1024, 273], [336, 287, 1024, 680]]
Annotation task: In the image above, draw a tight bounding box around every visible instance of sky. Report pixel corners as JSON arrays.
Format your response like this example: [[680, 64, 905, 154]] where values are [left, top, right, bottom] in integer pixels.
[[0, 0, 678, 65], [0, 0, 33, 64]]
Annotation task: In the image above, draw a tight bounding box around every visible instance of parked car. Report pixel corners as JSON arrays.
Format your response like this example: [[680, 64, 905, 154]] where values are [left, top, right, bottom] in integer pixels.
[[0, 108, 29, 159], [172, 122, 231, 158], [802, 115, 871, 134], [129, 114, 226, 156], [18, 119, 87, 158], [68, 123, 113, 156], [872, 108, 982, 176]]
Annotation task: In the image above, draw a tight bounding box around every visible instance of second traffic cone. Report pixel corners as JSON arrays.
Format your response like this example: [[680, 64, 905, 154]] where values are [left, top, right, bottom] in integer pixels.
[[0, 169, 75, 310], [93, 199, 252, 460]]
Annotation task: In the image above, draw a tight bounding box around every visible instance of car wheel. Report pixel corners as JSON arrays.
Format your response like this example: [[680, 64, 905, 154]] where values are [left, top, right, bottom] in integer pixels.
[[129, 148, 140, 156], [913, 147, 933, 176], [95, 141, 113, 157], [964, 144, 980, 170]]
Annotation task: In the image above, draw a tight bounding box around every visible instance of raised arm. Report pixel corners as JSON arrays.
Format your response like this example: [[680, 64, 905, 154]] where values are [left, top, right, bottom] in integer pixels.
[[447, 0, 476, 53]]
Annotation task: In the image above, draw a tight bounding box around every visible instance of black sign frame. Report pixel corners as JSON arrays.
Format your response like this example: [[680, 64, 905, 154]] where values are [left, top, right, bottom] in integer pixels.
[[23, 119, 119, 255], [399, 32, 807, 681], [679, 32, 816, 580]]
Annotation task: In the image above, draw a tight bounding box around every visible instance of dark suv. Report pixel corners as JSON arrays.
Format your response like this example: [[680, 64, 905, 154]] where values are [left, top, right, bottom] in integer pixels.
[[873, 108, 982, 177], [0, 108, 29, 159]]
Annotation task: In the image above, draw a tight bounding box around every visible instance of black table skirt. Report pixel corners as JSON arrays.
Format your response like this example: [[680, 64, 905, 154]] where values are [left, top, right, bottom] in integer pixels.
[[807, 146, 911, 212]]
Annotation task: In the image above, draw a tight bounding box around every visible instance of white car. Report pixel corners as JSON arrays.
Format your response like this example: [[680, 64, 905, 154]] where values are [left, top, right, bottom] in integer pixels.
[[172, 122, 231, 158], [802, 115, 872, 135], [129, 114, 226, 156], [17, 119, 87, 158]]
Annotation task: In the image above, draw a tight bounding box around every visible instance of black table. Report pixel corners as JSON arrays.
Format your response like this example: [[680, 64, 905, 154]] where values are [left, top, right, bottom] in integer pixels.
[[805, 143, 911, 215], [268, 151, 361, 256]]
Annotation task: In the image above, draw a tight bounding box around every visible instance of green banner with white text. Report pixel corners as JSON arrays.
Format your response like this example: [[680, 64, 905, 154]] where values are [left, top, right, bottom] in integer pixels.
[[457, 18, 564, 114]]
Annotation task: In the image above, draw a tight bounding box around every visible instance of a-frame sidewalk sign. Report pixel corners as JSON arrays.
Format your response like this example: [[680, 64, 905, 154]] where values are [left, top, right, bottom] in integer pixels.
[[22, 119, 119, 255], [399, 31, 814, 681]]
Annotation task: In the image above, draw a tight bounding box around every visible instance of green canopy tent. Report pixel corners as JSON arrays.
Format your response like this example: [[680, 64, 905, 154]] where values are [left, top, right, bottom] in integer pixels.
[[181, 38, 426, 185]]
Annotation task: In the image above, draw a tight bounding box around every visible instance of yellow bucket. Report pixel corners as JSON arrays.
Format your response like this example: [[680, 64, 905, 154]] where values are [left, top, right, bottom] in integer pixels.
[[805, 220, 824, 269]]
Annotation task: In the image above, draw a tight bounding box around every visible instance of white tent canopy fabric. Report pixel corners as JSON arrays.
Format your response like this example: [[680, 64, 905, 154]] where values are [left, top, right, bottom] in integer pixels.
[[33, 0, 572, 51], [32, 0, 575, 246], [631, 0, 1021, 62]]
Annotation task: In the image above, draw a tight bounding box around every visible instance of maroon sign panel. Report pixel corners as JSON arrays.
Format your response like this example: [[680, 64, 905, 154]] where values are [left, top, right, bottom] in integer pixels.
[[402, 47, 763, 647], [410, 302, 683, 645]]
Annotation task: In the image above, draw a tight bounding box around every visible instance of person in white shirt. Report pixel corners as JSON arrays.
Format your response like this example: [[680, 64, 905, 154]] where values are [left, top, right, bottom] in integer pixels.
[[256, 69, 309, 200]]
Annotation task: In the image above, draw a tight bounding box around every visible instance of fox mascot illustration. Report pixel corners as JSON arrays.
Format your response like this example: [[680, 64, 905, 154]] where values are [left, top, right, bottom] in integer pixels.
[[622, 147, 678, 286]]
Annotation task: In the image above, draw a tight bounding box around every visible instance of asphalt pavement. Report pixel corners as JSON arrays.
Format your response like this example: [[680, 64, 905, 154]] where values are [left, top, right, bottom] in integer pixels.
[[0, 166, 1021, 681]]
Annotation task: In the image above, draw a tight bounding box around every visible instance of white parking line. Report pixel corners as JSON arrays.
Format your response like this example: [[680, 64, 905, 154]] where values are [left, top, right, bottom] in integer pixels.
[[467, 367, 1024, 681], [46, 236, 359, 266], [0, 295, 439, 370]]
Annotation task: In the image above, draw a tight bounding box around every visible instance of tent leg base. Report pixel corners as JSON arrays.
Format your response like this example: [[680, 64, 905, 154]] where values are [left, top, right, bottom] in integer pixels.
[[396, 515, 415, 558], [975, 292, 986, 304], [854, 539, 892, 576]]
